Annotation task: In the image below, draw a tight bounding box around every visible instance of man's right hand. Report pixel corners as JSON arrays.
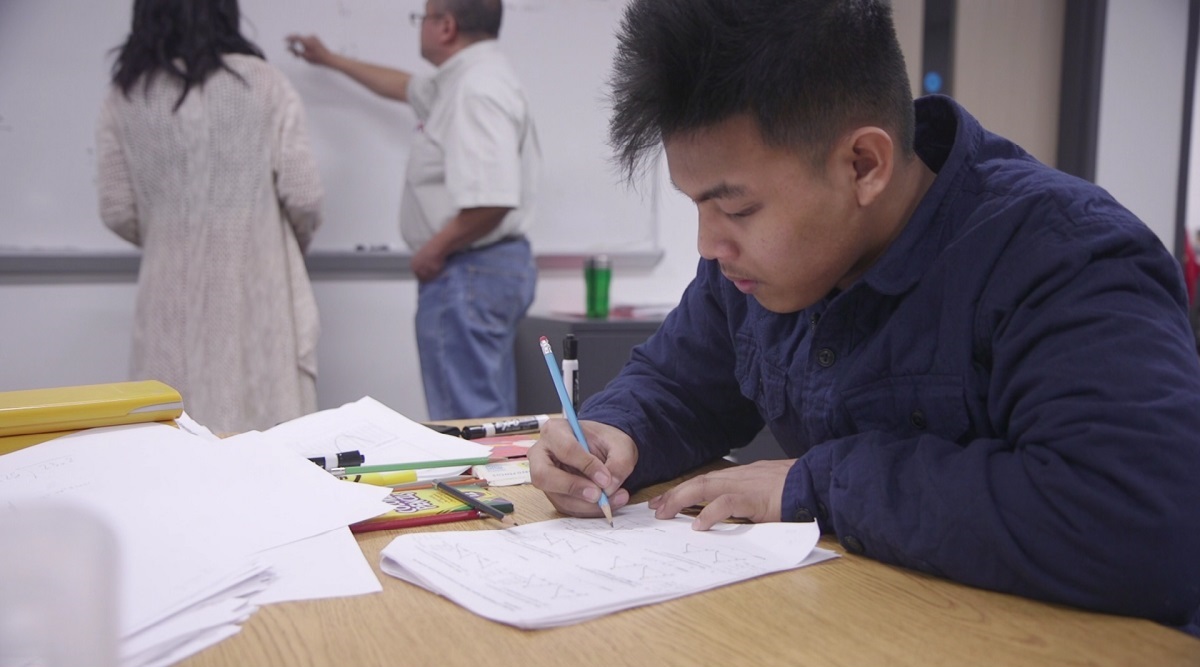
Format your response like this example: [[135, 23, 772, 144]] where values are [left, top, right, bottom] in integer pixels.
[[282, 34, 412, 103], [285, 34, 334, 67], [529, 418, 636, 517]]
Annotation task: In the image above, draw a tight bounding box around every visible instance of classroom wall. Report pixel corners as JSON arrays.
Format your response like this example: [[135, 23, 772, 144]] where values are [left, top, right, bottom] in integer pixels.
[[1, 0, 1192, 424], [953, 0, 1065, 166], [1095, 0, 1191, 250]]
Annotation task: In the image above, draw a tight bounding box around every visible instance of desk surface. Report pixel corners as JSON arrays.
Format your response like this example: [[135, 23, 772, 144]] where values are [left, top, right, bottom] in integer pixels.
[[180, 469, 1200, 667]]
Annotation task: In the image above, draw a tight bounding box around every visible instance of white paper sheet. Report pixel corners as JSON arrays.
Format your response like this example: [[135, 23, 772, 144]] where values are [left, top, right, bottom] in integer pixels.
[[253, 527, 382, 605], [380, 503, 838, 629], [121, 577, 265, 667], [261, 397, 494, 479], [0, 423, 391, 637], [173, 412, 220, 441]]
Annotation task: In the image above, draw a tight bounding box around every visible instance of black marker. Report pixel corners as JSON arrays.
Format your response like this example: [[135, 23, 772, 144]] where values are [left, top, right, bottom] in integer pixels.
[[562, 334, 579, 412], [308, 449, 365, 470], [461, 415, 549, 440]]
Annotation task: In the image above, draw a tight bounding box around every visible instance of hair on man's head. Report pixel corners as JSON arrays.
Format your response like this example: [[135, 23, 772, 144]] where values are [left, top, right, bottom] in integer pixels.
[[608, 0, 914, 182], [438, 0, 503, 38]]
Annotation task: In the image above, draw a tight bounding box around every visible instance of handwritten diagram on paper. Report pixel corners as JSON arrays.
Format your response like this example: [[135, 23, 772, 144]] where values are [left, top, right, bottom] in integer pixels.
[[380, 503, 837, 628]]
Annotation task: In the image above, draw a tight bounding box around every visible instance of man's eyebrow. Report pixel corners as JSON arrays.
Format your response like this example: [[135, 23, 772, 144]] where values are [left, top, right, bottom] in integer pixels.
[[670, 181, 747, 203]]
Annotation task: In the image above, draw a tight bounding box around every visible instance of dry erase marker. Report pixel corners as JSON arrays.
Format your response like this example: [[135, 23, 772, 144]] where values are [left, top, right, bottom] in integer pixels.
[[539, 335, 614, 525], [308, 450, 365, 469], [461, 414, 549, 440], [562, 334, 580, 412]]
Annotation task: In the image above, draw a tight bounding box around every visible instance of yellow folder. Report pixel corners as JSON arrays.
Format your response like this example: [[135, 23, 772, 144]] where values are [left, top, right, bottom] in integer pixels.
[[0, 380, 183, 455]]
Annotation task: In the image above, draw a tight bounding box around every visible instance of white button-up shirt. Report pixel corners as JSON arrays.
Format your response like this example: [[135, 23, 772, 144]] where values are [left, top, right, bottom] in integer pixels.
[[401, 40, 540, 250]]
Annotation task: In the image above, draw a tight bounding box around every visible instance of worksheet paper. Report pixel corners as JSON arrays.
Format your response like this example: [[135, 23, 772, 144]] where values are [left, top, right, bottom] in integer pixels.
[[380, 503, 837, 629]]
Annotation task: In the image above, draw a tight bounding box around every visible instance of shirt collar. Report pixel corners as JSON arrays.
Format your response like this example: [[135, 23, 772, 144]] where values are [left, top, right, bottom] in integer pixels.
[[859, 95, 983, 297], [434, 39, 500, 84]]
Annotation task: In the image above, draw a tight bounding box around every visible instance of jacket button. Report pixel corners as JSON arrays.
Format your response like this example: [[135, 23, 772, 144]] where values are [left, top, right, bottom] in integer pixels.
[[842, 535, 865, 555], [809, 313, 820, 327], [817, 348, 836, 367], [793, 508, 815, 522], [910, 410, 927, 429]]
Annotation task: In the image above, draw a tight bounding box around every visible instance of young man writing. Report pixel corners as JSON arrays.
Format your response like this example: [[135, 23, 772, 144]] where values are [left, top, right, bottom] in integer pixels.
[[529, 0, 1200, 635]]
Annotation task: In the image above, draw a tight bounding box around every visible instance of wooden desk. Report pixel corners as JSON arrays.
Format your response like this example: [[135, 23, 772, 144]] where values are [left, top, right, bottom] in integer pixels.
[[180, 470, 1200, 666]]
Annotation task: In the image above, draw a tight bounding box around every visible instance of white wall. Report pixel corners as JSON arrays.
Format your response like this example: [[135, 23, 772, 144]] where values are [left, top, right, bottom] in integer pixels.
[[1095, 0, 1190, 249], [1, 283, 135, 391]]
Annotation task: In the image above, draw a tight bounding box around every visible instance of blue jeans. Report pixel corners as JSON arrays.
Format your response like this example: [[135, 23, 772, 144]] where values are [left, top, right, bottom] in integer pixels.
[[416, 238, 537, 420]]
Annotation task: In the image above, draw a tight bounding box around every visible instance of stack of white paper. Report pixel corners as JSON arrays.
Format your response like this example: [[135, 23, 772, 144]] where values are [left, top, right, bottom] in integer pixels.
[[380, 503, 838, 629], [0, 421, 393, 667]]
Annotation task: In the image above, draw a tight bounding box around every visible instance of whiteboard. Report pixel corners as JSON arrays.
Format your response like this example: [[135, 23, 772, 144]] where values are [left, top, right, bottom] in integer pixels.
[[0, 0, 657, 256]]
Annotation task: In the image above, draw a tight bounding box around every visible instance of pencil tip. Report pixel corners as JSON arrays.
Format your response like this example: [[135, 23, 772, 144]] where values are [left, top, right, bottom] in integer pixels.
[[602, 505, 614, 527]]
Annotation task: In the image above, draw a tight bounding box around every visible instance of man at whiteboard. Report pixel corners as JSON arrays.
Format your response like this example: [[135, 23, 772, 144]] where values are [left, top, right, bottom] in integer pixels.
[[287, 0, 540, 420]]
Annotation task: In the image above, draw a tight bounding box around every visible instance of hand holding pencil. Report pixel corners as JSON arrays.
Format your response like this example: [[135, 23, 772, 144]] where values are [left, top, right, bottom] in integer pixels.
[[526, 337, 635, 524]]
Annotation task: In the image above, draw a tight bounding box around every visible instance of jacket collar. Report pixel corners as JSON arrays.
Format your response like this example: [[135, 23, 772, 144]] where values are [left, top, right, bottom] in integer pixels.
[[860, 95, 983, 297]]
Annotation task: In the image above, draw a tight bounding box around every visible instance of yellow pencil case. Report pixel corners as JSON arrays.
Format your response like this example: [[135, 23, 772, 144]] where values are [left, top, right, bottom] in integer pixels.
[[0, 380, 184, 454]]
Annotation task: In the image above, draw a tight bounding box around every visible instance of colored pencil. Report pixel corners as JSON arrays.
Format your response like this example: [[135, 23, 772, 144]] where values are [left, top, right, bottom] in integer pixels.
[[331, 456, 495, 476], [432, 480, 517, 526], [388, 476, 486, 492], [538, 336, 614, 526], [349, 509, 483, 534]]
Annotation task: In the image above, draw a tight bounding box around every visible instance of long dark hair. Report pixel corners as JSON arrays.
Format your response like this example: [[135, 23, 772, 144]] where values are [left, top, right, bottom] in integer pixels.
[[111, 0, 265, 111]]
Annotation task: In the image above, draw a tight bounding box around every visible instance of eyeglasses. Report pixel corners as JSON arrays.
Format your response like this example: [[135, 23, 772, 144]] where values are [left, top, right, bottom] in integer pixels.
[[408, 11, 446, 27]]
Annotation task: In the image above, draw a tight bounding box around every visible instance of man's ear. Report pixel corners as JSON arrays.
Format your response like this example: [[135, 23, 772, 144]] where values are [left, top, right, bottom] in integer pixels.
[[439, 13, 459, 43], [846, 127, 894, 208]]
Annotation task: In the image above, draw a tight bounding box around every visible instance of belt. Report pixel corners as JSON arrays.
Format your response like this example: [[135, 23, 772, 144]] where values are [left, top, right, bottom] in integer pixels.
[[464, 234, 526, 253]]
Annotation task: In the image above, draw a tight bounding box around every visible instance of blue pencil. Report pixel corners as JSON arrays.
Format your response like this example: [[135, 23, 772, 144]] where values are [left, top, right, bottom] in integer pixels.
[[538, 336, 614, 526]]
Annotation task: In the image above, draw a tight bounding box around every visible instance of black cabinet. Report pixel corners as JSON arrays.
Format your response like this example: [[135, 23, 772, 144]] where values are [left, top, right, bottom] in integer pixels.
[[515, 313, 663, 415]]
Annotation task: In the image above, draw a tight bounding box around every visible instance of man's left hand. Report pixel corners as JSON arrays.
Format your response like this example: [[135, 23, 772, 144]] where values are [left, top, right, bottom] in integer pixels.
[[411, 244, 446, 282], [648, 459, 795, 530]]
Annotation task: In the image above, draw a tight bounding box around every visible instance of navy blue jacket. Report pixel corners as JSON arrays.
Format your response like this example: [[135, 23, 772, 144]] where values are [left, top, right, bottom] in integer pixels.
[[583, 96, 1200, 632]]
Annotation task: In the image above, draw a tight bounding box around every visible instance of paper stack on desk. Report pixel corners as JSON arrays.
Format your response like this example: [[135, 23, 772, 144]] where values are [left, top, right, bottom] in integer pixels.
[[380, 503, 838, 629], [0, 421, 393, 667]]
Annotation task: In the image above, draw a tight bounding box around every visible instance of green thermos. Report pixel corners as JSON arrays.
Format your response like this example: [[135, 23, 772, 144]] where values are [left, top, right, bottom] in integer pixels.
[[585, 254, 612, 319]]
